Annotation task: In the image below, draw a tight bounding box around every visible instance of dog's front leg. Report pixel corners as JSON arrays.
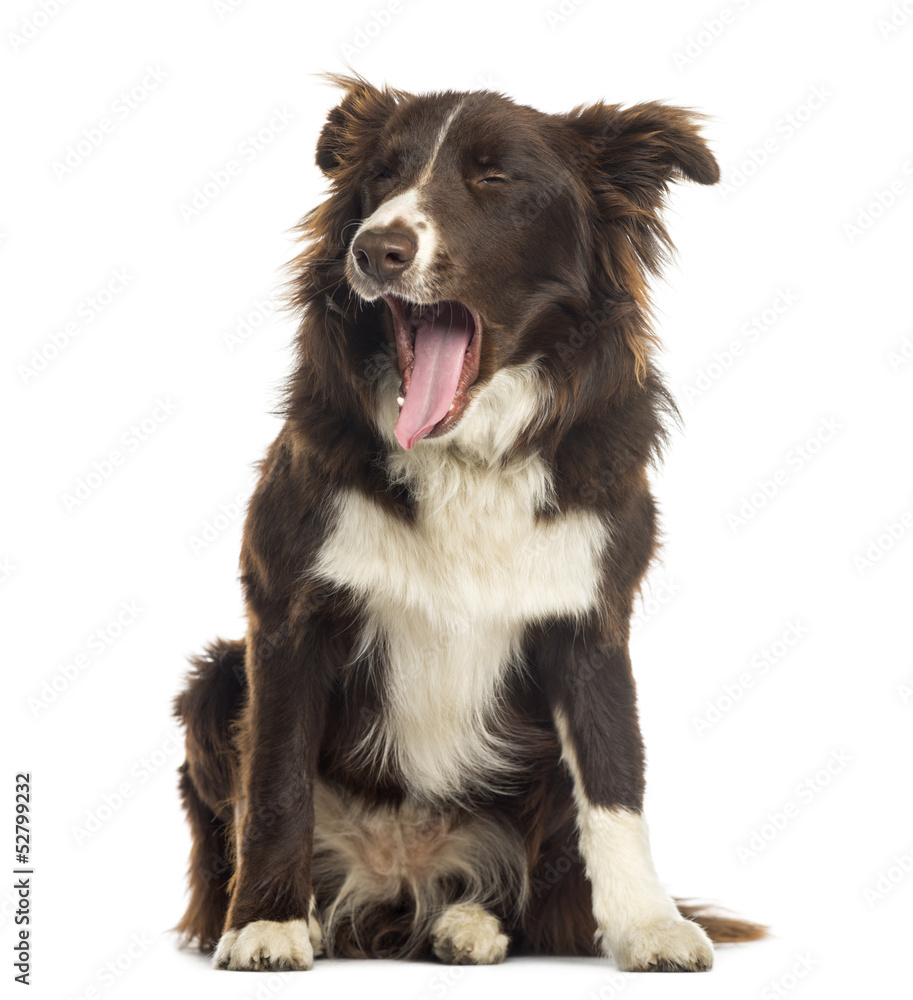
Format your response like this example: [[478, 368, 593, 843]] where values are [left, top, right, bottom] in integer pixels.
[[538, 618, 713, 972], [212, 617, 329, 971]]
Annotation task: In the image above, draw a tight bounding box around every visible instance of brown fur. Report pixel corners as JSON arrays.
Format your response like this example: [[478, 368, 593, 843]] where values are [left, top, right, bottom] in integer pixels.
[[175, 75, 765, 966]]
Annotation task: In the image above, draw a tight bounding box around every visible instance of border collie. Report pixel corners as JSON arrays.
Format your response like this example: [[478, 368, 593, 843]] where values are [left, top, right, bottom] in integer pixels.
[[175, 74, 764, 972]]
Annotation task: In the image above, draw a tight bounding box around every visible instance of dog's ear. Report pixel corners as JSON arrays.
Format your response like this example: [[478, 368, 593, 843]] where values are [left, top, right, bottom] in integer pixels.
[[564, 101, 719, 200], [316, 74, 400, 176]]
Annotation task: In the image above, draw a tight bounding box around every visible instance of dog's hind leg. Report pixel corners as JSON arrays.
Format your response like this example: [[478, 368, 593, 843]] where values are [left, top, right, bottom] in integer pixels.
[[173, 638, 246, 951]]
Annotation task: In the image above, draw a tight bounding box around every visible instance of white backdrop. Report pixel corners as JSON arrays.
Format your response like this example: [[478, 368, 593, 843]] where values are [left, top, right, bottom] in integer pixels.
[[4, 1, 912, 997]]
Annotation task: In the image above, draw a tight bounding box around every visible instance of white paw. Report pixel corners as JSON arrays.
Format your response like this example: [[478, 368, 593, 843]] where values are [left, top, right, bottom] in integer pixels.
[[213, 919, 315, 971], [431, 903, 509, 965], [607, 917, 713, 972]]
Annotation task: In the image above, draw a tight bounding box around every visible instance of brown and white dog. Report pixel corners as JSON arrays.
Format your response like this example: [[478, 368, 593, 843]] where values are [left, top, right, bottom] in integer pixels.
[[175, 75, 764, 972]]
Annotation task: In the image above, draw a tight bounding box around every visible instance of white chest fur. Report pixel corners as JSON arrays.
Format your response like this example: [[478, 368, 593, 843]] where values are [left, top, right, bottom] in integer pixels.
[[313, 372, 608, 801]]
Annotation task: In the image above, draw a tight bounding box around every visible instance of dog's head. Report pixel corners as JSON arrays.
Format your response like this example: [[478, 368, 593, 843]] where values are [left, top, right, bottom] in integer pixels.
[[292, 75, 718, 456]]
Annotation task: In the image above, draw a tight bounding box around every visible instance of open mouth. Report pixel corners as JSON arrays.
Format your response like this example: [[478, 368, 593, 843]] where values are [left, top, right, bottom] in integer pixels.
[[384, 296, 482, 450]]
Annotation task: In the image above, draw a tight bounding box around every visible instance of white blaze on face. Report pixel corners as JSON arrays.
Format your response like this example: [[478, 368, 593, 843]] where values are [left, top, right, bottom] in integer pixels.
[[352, 101, 466, 296], [360, 188, 436, 284]]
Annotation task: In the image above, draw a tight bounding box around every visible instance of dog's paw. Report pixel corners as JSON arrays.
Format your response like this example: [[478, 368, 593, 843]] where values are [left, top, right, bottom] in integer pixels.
[[431, 903, 509, 965], [213, 919, 314, 971], [607, 917, 713, 972]]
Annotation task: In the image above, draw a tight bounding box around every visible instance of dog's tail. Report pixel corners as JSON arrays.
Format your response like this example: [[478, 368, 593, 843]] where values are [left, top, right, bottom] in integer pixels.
[[173, 638, 247, 951], [676, 900, 768, 944]]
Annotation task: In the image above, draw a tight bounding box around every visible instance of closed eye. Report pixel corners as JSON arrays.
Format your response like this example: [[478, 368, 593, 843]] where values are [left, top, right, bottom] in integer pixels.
[[375, 168, 394, 180], [479, 175, 510, 185]]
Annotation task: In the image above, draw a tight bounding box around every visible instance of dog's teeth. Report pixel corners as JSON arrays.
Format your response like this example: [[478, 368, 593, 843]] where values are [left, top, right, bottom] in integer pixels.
[[397, 396, 405, 406]]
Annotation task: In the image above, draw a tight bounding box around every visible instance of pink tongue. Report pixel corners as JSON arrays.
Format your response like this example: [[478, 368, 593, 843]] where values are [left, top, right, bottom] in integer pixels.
[[394, 305, 473, 450]]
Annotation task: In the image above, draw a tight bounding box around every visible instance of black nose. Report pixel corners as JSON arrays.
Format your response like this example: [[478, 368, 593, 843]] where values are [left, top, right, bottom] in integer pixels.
[[352, 230, 415, 282]]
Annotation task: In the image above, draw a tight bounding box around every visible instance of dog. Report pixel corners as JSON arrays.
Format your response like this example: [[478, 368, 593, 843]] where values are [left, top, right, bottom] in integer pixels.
[[175, 74, 765, 972]]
